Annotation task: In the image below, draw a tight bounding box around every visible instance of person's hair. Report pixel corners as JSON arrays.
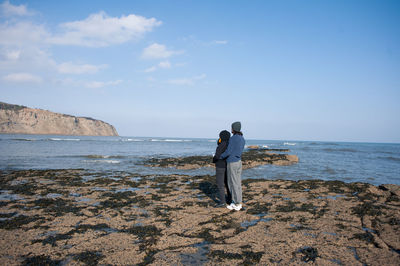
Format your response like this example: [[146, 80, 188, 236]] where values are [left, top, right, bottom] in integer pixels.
[[232, 130, 243, 136]]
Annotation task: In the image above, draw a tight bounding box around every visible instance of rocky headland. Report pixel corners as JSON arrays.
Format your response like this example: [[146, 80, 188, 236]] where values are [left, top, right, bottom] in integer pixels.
[[0, 102, 118, 136], [0, 169, 399, 265]]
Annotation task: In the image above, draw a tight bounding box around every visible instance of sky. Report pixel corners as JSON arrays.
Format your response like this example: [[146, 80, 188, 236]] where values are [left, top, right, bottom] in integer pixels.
[[0, 0, 399, 142]]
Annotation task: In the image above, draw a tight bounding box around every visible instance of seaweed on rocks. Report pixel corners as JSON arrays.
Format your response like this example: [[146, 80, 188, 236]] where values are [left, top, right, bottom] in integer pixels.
[[73, 251, 105, 266], [242, 250, 264, 264], [294, 247, 319, 262], [22, 254, 62, 266], [33, 198, 83, 216], [209, 250, 264, 264], [124, 224, 162, 252], [32, 231, 74, 247], [32, 223, 114, 247], [0, 214, 44, 230], [275, 201, 317, 215], [351, 202, 383, 218], [246, 202, 272, 215], [209, 250, 243, 261]]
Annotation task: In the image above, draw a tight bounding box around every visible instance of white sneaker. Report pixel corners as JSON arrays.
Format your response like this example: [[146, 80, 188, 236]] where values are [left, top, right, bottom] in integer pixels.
[[226, 203, 235, 210], [233, 204, 242, 211]]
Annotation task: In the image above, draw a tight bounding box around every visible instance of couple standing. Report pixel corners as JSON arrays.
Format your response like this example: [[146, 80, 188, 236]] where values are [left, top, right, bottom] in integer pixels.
[[213, 121, 245, 211]]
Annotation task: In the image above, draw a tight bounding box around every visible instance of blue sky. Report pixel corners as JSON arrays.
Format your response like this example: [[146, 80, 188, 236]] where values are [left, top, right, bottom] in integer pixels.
[[1, 0, 399, 142]]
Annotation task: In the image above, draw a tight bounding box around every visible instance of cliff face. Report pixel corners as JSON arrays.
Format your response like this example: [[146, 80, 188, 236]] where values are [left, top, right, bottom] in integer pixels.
[[0, 102, 118, 136]]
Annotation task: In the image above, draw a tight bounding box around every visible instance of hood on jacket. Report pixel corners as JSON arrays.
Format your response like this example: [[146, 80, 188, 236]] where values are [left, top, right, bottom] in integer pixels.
[[218, 130, 230, 143]]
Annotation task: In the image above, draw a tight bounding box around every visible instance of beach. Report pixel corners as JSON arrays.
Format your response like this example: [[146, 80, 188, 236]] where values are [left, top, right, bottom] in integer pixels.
[[1, 168, 399, 265]]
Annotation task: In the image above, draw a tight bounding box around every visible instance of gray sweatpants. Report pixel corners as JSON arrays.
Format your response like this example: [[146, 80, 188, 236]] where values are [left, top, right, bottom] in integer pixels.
[[227, 160, 242, 204]]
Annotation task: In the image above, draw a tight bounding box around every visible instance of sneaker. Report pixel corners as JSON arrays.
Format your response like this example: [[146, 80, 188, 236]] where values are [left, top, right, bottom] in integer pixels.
[[226, 203, 236, 210], [233, 203, 242, 211], [215, 203, 226, 208]]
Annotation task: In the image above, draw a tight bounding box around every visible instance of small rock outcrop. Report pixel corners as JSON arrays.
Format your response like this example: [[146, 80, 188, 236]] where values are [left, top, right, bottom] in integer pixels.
[[142, 148, 299, 169], [0, 102, 118, 136]]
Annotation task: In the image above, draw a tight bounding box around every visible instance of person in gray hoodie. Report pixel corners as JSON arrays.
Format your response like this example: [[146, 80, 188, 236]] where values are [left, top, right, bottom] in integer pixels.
[[212, 130, 232, 207], [219, 122, 245, 211]]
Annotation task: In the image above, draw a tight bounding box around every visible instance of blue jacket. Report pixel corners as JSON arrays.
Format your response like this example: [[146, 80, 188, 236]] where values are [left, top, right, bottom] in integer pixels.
[[220, 134, 245, 163]]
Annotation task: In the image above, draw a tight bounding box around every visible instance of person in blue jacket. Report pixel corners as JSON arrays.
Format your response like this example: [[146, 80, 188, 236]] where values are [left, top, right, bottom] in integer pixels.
[[219, 121, 245, 211]]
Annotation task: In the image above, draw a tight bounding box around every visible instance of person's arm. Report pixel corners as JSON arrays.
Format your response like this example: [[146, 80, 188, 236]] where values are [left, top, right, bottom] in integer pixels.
[[220, 139, 233, 159]]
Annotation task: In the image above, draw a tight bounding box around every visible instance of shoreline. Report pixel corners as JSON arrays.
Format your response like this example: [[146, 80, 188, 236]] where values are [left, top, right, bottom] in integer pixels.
[[1, 169, 399, 265]]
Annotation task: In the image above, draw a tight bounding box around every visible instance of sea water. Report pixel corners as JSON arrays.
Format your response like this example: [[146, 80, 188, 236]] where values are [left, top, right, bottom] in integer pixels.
[[0, 134, 399, 186]]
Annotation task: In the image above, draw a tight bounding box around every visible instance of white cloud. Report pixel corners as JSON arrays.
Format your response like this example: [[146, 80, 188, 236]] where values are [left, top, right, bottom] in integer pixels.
[[213, 40, 228, 45], [142, 43, 183, 59], [167, 74, 206, 86], [0, 7, 160, 86], [3, 72, 42, 83], [158, 61, 171, 69], [57, 62, 107, 74], [2, 49, 20, 60], [144, 60, 171, 73], [85, 79, 122, 88], [48, 11, 162, 47], [0, 22, 49, 46], [0, 46, 57, 75], [0, 11, 161, 48], [144, 66, 157, 73], [0, 0, 32, 17]]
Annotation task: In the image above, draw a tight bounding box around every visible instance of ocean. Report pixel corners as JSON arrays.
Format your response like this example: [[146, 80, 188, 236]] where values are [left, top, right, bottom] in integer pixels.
[[0, 134, 399, 186]]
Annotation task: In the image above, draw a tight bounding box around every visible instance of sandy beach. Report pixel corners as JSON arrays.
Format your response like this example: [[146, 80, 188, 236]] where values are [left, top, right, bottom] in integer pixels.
[[1, 167, 399, 265]]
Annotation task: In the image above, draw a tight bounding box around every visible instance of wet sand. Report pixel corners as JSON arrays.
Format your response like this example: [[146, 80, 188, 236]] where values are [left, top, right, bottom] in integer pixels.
[[1, 169, 399, 265]]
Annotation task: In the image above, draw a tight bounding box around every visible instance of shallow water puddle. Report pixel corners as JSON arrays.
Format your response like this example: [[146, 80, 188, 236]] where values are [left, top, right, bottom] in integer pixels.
[[45, 193, 63, 199], [0, 190, 24, 201], [180, 241, 209, 265], [115, 187, 141, 193], [241, 213, 273, 229], [317, 194, 346, 200]]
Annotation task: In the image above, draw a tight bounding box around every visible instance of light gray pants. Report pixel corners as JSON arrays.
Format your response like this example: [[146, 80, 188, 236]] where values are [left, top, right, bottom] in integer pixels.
[[227, 160, 242, 204]]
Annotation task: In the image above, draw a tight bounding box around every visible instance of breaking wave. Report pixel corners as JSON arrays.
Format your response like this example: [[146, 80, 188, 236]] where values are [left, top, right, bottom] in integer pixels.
[[85, 155, 125, 159], [284, 142, 296, 146], [48, 138, 80, 141], [83, 159, 120, 164], [121, 138, 144, 142]]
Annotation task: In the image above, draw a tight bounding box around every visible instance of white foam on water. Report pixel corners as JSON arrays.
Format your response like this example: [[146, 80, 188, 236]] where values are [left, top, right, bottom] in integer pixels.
[[284, 142, 296, 146], [122, 138, 143, 142], [49, 138, 80, 141], [83, 159, 120, 164]]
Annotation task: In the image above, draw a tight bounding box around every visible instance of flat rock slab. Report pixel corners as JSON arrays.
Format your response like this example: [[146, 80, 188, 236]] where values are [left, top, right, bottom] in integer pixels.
[[0, 169, 399, 265], [143, 148, 299, 169]]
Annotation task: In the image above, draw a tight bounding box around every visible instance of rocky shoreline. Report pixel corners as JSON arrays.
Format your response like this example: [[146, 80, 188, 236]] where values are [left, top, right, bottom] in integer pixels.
[[0, 169, 399, 265]]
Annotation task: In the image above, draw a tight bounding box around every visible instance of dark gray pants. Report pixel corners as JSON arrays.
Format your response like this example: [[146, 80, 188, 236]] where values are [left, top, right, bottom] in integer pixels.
[[216, 167, 232, 204], [227, 160, 242, 204]]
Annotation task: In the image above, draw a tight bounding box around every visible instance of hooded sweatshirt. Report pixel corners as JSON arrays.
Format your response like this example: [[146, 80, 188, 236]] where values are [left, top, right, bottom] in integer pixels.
[[213, 130, 230, 168]]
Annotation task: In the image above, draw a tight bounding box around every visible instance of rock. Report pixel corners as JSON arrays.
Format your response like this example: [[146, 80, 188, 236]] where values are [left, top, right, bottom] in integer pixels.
[[247, 145, 260, 149], [0, 102, 118, 136], [142, 148, 299, 169]]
